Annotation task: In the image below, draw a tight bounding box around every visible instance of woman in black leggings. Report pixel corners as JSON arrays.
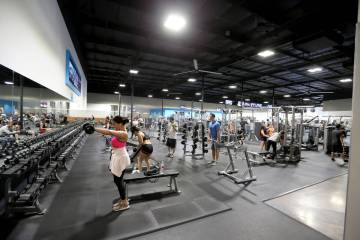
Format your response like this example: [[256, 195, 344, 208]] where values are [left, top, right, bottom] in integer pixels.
[[94, 116, 131, 212]]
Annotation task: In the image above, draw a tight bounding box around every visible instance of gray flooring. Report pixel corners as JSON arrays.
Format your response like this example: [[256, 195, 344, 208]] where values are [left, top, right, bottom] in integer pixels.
[[4, 134, 348, 240], [266, 174, 347, 240]]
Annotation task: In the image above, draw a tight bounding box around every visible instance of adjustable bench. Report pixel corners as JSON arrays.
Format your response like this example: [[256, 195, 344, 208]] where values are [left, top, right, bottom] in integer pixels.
[[123, 170, 180, 203]]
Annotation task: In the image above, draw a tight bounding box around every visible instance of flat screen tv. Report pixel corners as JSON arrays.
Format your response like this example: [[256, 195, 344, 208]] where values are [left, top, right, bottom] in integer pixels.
[[65, 49, 81, 96]]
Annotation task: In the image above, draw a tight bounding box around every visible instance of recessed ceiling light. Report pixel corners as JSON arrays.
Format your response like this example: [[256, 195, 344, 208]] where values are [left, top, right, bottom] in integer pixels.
[[175, 97, 180, 100], [260, 90, 267, 94], [307, 67, 322, 73], [257, 50, 275, 58], [219, 101, 224, 104], [147, 94, 153, 98], [283, 94, 291, 98], [114, 91, 119, 94], [119, 83, 126, 87], [245, 98, 250, 102], [199, 99, 203, 102], [188, 78, 197, 82], [263, 101, 269, 104], [164, 14, 186, 32], [222, 96, 228, 99], [4, 81, 14, 85], [162, 88, 169, 92], [195, 92, 201, 96], [229, 85, 237, 89], [129, 69, 139, 74], [303, 98, 310, 101], [339, 78, 352, 83]]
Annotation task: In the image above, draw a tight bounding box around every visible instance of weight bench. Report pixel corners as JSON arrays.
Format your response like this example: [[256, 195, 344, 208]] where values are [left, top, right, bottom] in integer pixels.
[[123, 170, 180, 203]]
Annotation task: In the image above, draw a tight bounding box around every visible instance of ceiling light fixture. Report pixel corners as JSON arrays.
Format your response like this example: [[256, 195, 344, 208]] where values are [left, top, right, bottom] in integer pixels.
[[129, 69, 139, 74], [147, 94, 153, 98], [114, 91, 119, 94], [162, 88, 169, 92], [307, 67, 322, 73], [245, 98, 250, 102], [339, 78, 352, 83], [164, 14, 186, 32], [257, 50, 275, 58], [263, 101, 269, 104], [175, 97, 180, 100], [188, 78, 197, 82], [303, 98, 310, 101], [4, 81, 14, 85], [283, 94, 291, 98], [260, 90, 267, 94], [195, 92, 201, 96], [219, 101, 224, 104], [119, 83, 126, 87], [222, 96, 228, 99], [199, 99, 203, 102], [229, 85, 237, 89]]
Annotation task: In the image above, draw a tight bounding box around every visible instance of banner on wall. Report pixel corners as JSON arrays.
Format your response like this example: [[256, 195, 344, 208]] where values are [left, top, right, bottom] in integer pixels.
[[65, 49, 81, 96]]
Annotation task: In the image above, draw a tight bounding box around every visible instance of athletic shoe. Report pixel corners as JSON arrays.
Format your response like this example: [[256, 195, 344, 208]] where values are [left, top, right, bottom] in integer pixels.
[[113, 200, 130, 212], [166, 153, 171, 157], [207, 160, 215, 164], [131, 169, 140, 174], [211, 161, 217, 166], [170, 154, 174, 158], [113, 200, 121, 208]]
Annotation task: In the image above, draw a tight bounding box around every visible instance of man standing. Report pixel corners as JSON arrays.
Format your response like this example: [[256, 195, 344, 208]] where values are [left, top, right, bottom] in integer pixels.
[[331, 124, 345, 161], [208, 113, 221, 166], [166, 116, 178, 158]]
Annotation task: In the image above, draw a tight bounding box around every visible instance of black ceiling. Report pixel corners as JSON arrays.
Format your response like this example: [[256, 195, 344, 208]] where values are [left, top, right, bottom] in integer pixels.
[[58, 0, 357, 105]]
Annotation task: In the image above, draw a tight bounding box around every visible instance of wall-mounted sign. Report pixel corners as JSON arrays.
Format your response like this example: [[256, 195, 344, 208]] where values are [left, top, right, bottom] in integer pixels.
[[65, 49, 81, 96]]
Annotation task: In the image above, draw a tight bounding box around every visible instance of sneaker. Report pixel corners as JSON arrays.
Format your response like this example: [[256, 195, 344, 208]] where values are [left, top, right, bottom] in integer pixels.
[[211, 161, 217, 166], [113, 200, 121, 208], [132, 169, 140, 174], [170, 154, 174, 158], [207, 160, 215, 164], [166, 153, 171, 157], [113, 200, 130, 212]]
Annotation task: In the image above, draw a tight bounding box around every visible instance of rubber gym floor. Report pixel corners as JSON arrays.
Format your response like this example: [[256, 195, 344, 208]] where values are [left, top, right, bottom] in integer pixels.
[[2, 133, 347, 240]]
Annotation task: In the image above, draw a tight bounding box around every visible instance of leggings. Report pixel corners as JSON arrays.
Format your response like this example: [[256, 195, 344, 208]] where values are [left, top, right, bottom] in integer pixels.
[[113, 171, 126, 200], [266, 140, 277, 159]]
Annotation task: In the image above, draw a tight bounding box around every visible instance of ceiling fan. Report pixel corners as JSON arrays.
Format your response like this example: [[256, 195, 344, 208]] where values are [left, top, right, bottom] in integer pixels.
[[173, 59, 223, 76]]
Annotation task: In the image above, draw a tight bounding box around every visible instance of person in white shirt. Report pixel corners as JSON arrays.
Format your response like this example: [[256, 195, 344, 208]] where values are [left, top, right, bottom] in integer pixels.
[[266, 131, 284, 159], [166, 117, 178, 158], [0, 124, 12, 136]]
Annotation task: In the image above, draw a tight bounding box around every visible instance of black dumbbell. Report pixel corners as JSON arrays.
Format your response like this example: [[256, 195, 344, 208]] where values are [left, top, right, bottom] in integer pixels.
[[181, 140, 186, 145], [193, 138, 199, 144], [203, 144, 208, 147], [133, 148, 138, 152], [181, 135, 186, 139], [203, 137, 208, 141], [83, 123, 95, 134], [203, 149, 208, 153]]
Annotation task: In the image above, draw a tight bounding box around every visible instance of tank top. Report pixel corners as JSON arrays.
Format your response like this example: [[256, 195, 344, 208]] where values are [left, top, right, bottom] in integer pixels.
[[111, 136, 126, 148], [143, 133, 150, 141]]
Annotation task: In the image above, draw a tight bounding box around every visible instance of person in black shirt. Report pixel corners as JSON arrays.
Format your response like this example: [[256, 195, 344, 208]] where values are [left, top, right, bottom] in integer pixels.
[[331, 124, 345, 161]]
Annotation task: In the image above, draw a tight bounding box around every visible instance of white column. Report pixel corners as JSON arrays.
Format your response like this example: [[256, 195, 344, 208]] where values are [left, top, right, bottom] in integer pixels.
[[344, 1, 360, 239]]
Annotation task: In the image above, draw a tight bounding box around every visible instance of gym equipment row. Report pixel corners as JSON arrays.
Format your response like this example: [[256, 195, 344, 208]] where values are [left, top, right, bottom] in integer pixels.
[[0, 121, 87, 216]]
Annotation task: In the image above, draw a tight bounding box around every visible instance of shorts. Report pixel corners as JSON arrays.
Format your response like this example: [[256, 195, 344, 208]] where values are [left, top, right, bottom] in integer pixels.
[[332, 144, 343, 153], [166, 138, 177, 148], [141, 144, 153, 155], [211, 141, 221, 151], [260, 136, 268, 142]]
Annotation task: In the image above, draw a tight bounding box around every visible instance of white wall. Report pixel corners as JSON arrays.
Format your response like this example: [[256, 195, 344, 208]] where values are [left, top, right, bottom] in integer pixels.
[[0, 0, 87, 110]]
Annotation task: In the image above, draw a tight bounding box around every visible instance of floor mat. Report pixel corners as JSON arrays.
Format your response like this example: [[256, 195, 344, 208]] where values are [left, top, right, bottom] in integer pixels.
[[265, 174, 347, 240]]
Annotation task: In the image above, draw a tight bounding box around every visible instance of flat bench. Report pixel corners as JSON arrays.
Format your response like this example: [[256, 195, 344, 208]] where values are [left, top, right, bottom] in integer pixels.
[[124, 170, 180, 202]]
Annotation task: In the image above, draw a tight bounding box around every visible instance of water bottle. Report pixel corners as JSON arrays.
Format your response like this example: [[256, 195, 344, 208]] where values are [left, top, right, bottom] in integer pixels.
[[160, 160, 165, 174]]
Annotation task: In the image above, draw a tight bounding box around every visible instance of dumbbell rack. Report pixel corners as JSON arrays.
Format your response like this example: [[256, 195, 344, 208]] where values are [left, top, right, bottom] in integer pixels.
[[0, 121, 87, 216], [182, 123, 208, 160]]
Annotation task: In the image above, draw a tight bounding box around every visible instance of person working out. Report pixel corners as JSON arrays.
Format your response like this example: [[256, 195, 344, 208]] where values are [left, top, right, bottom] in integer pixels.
[[266, 131, 284, 159], [208, 113, 221, 166], [94, 116, 131, 212], [331, 124, 345, 161], [166, 116, 178, 158], [259, 122, 269, 151], [131, 126, 153, 173]]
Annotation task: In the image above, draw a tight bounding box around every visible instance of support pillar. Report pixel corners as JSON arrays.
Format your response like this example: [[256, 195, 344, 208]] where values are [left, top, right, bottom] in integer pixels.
[[344, 1, 360, 239], [19, 75, 24, 130]]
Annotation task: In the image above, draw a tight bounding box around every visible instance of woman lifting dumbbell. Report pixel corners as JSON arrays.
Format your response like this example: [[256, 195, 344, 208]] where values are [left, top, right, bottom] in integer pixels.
[[83, 116, 131, 212], [130, 126, 153, 174]]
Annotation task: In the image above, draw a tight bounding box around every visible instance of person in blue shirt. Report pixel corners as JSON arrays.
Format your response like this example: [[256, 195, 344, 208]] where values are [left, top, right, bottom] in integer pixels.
[[208, 113, 221, 166]]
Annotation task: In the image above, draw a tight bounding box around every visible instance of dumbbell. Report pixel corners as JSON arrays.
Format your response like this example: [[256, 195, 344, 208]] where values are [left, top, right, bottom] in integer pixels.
[[83, 123, 95, 134], [203, 137, 208, 141], [192, 145, 197, 149], [181, 135, 186, 139], [193, 138, 199, 144], [133, 148, 138, 152], [203, 149, 208, 153], [203, 143, 208, 147], [181, 140, 186, 145]]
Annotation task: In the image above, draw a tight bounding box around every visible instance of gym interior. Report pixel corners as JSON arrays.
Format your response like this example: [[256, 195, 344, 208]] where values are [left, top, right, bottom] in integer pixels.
[[1, 1, 360, 239]]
